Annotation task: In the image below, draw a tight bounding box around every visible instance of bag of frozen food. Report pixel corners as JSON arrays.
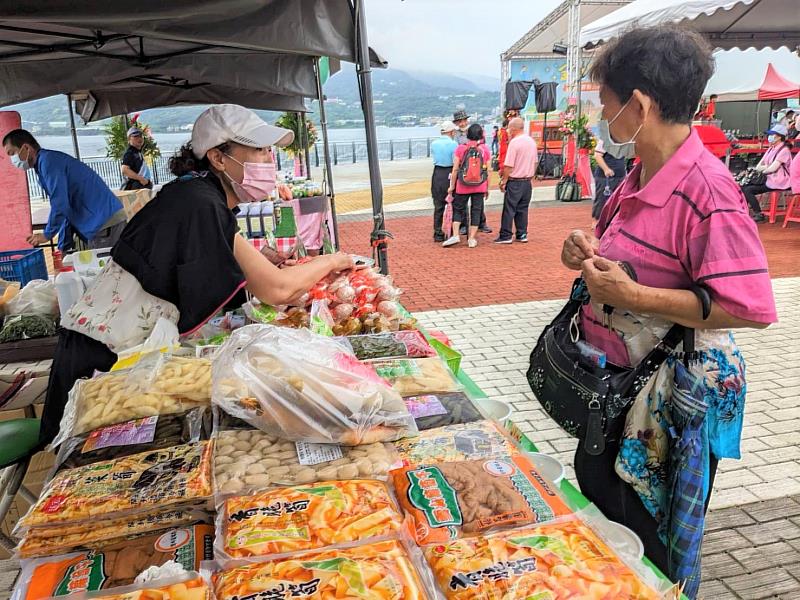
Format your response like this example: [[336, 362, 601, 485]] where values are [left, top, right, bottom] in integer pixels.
[[214, 427, 398, 497], [77, 573, 209, 600], [16, 508, 210, 559], [212, 540, 427, 600], [217, 479, 404, 559], [372, 357, 461, 395], [347, 331, 437, 360], [53, 354, 212, 446], [13, 525, 214, 600], [54, 409, 211, 472], [392, 454, 572, 545], [17, 443, 213, 530], [212, 325, 417, 445], [403, 392, 483, 431], [393, 421, 519, 467], [423, 516, 663, 599]]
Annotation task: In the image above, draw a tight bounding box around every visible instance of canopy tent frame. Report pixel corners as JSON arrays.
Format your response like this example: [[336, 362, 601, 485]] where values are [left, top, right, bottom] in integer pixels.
[[0, 0, 390, 270]]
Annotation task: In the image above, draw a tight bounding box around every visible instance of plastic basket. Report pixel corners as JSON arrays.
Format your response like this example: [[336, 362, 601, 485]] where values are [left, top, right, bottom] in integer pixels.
[[428, 337, 462, 374], [0, 249, 49, 286]]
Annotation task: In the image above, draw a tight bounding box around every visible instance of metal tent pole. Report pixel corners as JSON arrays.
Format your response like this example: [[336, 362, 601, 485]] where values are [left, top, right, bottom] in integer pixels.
[[66, 94, 81, 160], [315, 57, 340, 250], [300, 111, 312, 179], [569, 0, 582, 176], [354, 0, 390, 274]]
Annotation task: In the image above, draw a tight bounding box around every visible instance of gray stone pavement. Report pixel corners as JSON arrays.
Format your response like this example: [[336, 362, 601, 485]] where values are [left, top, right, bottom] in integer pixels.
[[416, 276, 800, 599]]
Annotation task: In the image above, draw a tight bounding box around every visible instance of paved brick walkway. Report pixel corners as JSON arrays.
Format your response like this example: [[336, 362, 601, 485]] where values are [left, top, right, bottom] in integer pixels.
[[339, 203, 800, 312]]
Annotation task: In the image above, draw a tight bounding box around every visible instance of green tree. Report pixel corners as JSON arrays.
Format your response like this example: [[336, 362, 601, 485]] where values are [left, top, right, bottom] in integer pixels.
[[274, 112, 317, 156], [104, 114, 161, 160]]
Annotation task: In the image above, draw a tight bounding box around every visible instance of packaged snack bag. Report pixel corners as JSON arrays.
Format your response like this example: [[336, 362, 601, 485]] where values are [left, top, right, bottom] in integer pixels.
[[423, 517, 662, 599], [393, 454, 572, 545], [218, 479, 404, 559], [393, 421, 518, 467], [213, 540, 427, 600]]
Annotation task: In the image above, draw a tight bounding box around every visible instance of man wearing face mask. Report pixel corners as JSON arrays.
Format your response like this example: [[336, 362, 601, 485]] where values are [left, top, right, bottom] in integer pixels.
[[2, 129, 125, 251], [40, 104, 355, 447]]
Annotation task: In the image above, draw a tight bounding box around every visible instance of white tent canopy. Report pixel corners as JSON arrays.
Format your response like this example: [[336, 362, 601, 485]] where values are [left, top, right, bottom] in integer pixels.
[[705, 49, 800, 100], [580, 0, 800, 50]]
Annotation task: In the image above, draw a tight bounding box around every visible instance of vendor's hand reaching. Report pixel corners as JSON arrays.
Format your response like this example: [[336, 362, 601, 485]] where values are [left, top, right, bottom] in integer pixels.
[[561, 229, 599, 271], [261, 245, 296, 268], [277, 184, 293, 202], [26, 232, 48, 246], [581, 256, 640, 311], [328, 252, 356, 273]]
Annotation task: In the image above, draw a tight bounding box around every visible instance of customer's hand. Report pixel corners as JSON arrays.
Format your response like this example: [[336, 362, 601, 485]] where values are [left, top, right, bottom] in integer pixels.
[[581, 257, 639, 310], [561, 230, 599, 270], [603, 168, 614, 178], [447, 186, 455, 195], [499, 180, 507, 192], [26, 232, 48, 246]]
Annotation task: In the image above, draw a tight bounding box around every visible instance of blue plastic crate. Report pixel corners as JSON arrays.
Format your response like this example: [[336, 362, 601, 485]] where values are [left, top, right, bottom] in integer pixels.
[[0, 248, 49, 286]]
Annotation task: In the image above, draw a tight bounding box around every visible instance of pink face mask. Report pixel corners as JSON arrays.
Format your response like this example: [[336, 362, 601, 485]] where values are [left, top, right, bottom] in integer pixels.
[[224, 154, 277, 202]]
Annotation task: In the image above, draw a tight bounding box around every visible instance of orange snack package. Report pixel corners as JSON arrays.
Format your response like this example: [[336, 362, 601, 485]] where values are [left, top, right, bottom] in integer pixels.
[[89, 576, 209, 600], [219, 479, 404, 558], [213, 540, 427, 600], [392, 454, 571, 545], [423, 517, 662, 599]]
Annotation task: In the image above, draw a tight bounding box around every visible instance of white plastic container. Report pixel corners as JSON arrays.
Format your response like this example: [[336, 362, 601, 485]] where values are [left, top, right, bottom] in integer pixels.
[[55, 269, 85, 317], [475, 398, 513, 425]]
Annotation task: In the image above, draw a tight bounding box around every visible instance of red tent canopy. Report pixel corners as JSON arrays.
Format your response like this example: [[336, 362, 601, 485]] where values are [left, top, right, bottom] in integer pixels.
[[758, 64, 800, 101]]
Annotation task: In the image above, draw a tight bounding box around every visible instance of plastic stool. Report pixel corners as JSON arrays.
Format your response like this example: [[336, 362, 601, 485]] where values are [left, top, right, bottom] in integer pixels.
[[763, 190, 790, 224], [783, 194, 800, 228]]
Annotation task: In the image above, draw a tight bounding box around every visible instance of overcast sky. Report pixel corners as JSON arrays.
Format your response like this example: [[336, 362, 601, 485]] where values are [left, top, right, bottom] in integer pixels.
[[364, 0, 563, 78]]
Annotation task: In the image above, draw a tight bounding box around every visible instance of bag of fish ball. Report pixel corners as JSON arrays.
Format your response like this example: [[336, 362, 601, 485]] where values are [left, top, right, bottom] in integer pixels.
[[211, 325, 417, 446], [52, 351, 212, 448], [213, 418, 400, 498]]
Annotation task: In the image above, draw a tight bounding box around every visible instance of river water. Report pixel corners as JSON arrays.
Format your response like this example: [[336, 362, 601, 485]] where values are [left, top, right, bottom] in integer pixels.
[[40, 126, 442, 158]]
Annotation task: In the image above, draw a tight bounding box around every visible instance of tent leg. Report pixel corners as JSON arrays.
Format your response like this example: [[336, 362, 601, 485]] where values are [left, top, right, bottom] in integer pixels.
[[66, 94, 81, 160], [300, 111, 312, 179], [354, 0, 390, 275], [316, 58, 340, 251]]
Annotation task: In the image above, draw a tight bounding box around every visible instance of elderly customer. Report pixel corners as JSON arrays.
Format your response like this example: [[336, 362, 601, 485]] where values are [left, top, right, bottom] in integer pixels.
[[496, 117, 537, 244], [740, 123, 793, 223], [444, 124, 490, 248], [559, 26, 776, 595], [121, 126, 153, 190], [430, 121, 458, 242]]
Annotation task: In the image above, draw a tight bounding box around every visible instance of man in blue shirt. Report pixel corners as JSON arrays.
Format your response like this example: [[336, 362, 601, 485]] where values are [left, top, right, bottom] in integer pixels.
[[3, 129, 126, 251], [430, 121, 458, 242]]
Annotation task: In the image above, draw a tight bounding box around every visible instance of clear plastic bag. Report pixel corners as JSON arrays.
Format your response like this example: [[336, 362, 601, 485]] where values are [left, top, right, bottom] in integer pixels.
[[0, 314, 57, 342], [372, 357, 462, 396], [5, 279, 58, 316], [213, 426, 399, 497], [56, 572, 210, 600], [212, 325, 417, 445], [347, 330, 437, 360], [53, 353, 212, 446], [404, 391, 483, 430], [53, 408, 211, 473]]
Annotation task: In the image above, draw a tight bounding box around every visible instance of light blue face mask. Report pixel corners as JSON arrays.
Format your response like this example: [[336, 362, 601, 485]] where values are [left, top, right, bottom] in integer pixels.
[[10, 146, 31, 170], [768, 134, 778, 144], [596, 97, 644, 161]]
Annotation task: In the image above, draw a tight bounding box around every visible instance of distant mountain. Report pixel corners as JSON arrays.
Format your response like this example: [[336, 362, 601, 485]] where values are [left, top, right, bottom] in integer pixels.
[[6, 66, 500, 133]]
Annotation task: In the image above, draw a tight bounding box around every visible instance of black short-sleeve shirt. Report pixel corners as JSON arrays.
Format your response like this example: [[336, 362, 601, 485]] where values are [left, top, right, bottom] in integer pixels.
[[112, 172, 246, 334], [121, 145, 147, 190]]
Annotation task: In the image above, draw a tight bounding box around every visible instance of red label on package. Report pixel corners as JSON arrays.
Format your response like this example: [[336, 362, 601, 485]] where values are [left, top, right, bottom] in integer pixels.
[[42, 494, 69, 514], [81, 416, 158, 454]]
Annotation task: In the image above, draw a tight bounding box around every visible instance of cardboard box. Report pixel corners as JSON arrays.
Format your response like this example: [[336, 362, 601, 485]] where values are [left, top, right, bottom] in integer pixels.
[[114, 189, 153, 220]]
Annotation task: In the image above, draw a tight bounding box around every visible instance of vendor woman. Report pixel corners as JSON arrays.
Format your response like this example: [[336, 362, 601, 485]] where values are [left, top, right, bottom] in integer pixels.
[[42, 104, 355, 445]]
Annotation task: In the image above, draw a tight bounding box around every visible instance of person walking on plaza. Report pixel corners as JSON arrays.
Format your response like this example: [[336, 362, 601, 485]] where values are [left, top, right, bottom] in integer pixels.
[[556, 26, 775, 595], [444, 124, 490, 248], [121, 126, 153, 191], [591, 137, 627, 225], [3, 129, 126, 251], [430, 120, 458, 242], [491, 125, 500, 156], [451, 109, 491, 235], [495, 117, 537, 244], [740, 123, 792, 223]]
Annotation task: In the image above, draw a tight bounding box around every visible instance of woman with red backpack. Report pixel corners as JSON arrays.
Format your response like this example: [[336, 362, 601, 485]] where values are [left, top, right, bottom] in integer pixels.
[[444, 124, 491, 248]]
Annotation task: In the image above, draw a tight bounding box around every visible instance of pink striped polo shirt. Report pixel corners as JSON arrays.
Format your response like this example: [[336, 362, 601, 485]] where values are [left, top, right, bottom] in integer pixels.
[[583, 129, 777, 366]]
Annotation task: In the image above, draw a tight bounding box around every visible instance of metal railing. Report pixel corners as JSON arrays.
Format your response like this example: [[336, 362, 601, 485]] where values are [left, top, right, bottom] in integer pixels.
[[27, 137, 440, 199]]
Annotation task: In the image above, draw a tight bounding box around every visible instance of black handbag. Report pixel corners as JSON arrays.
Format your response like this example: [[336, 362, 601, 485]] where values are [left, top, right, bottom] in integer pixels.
[[736, 168, 767, 187], [556, 174, 581, 202], [527, 278, 686, 456]]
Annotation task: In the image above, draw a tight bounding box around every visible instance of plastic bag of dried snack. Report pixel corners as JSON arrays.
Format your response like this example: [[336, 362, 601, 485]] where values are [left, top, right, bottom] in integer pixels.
[[81, 573, 209, 600], [423, 516, 664, 599], [392, 454, 572, 545], [393, 421, 518, 467], [213, 427, 397, 497], [13, 525, 214, 600], [372, 357, 461, 396], [217, 479, 404, 559], [212, 540, 428, 600], [403, 392, 482, 431], [17, 442, 213, 531]]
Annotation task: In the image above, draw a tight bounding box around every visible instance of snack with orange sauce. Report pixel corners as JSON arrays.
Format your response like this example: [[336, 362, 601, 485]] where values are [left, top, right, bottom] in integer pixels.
[[423, 517, 661, 599], [213, 540, 427, 600], [219, 479, 404, 558]]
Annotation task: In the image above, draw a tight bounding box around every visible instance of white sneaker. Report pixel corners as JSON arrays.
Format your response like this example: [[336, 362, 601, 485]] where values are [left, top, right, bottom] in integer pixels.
[[468, 238, 478, 248], [442, 235, 460, 247]]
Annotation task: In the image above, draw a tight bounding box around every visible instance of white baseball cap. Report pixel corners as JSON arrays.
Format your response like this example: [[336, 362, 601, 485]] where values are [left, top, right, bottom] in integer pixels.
[[440, 120, 456, 133], [766, 123, 789, 137], [191, 104, 294, 159]]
